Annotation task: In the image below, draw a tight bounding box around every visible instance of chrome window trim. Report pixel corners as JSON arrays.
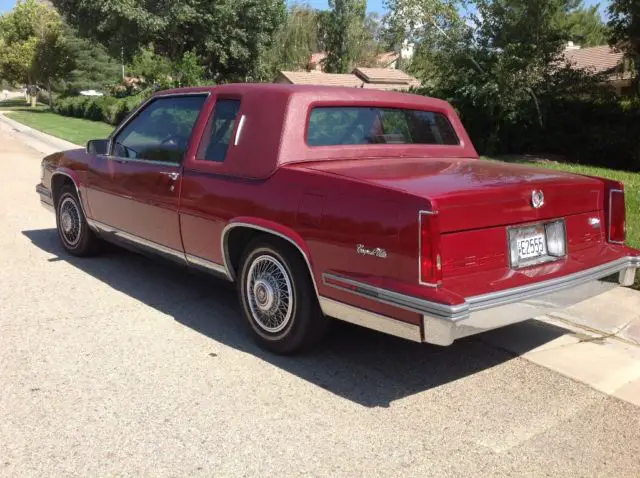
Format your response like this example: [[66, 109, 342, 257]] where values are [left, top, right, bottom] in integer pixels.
[[318, 297, 422, 342], [418, 210, 441, 288], [233, 114, 246, 146], [608, 189, 625, 244], [324, 255, 640, 322], [110, 157, 181, 168]]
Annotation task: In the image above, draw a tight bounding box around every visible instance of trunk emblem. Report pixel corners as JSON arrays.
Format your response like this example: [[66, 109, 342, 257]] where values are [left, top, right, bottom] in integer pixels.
[[531, 190, 545, 209], [357, 244, 388, 258]]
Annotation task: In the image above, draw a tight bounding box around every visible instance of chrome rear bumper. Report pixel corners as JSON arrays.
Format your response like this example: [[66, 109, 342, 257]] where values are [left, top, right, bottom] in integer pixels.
[[321, 257, 639, 345]]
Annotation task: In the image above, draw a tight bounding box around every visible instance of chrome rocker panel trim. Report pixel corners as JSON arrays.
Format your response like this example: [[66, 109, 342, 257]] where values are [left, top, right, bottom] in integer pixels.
[[323, 256, 640, 346], [185, 253, 231, 280], [87, 219, 232, 280], [88, 219, 187, 262]]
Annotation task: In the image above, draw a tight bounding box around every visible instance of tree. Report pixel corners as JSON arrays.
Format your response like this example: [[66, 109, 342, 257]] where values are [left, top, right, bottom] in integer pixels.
[[52, 0, 286, 82], [608, 0, 640, 93], [129, 48, 205, 89], [61, 28, 122, 95], [0, 0, 70, 105], [408, 0, 607, 153], [264, 4, 321, 76], [383, 0, 465, 46], [32, 23, 74, 106], [322, 0, 369, 73], [560, 2, 609, 47], [175, 50, 205, 87]]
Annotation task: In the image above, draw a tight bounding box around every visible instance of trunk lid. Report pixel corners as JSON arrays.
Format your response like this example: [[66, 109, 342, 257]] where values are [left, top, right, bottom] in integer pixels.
[[303, 157, 603, 232]]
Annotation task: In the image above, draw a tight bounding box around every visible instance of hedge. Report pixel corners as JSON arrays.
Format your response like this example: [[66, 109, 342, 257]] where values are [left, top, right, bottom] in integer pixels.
[[54, 94, 146, 125], [458, 97, 640, 171]]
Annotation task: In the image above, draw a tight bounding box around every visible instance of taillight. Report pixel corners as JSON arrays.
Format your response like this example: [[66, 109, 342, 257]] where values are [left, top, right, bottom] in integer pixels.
[[419, 211, 442, 286], [608, 188, 626, 243]]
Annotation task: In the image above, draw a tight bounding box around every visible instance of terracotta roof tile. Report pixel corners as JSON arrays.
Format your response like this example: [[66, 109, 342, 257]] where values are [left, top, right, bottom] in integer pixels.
[[352, 67, 421, 87], [361, 82, 413, 91], [278, 71, 364, 88], [376, 51, 400, 68], [563, 45, 628, 78]]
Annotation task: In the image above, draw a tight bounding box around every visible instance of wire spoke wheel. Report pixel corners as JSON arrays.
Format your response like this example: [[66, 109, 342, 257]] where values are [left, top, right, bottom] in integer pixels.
[[246, 254, 294, 334], [59, 196, 82, 247]]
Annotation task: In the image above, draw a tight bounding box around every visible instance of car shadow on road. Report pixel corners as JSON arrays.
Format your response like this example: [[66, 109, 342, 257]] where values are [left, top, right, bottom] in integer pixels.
[[23, 228, 570, 408]]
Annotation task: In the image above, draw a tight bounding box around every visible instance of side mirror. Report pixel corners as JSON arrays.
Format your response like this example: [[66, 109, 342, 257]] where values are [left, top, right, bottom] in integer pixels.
[[87, 139, 109, 155]]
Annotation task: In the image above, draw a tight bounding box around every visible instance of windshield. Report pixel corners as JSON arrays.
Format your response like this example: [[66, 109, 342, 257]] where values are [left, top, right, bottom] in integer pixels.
[[307, 106, 459, 147]]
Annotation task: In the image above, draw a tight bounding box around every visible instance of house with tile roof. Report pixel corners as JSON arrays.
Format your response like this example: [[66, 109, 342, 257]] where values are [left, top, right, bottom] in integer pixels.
[[276, 66, 421, 91], [562, 42, 634, 96], [306, 50, 405, 72], [276, 71, 365, 88]]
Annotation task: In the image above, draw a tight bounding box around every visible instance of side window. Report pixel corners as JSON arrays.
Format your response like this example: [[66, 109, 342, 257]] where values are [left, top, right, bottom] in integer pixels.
[[112, 95, 207, 163], [197, 99, 241, 162]]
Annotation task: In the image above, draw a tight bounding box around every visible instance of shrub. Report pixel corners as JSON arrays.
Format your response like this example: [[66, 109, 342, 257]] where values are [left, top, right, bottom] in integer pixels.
[[54, 94, 145, 125], [451, 95, 640, 171]]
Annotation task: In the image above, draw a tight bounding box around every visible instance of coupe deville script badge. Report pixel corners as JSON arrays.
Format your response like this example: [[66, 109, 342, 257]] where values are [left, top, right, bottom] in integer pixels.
[[531, 190, 545, 209], [357, 244, 388, 258]]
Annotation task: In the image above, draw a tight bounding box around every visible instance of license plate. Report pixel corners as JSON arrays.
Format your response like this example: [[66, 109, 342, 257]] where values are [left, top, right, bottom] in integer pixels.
[[508, 223, 554, 268], [516, 234, 547, 260]]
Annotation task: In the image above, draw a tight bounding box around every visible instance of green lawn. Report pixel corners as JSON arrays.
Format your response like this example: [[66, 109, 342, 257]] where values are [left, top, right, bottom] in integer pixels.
[[484, 155, 640, 251], [4, 110, 114, 145], [0, 97, 48, 111]]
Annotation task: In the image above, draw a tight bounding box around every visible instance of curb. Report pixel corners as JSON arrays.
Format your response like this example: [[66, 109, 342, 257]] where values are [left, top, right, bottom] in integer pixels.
[[0, 112, 81, 155], [481, 316, 640, 408]]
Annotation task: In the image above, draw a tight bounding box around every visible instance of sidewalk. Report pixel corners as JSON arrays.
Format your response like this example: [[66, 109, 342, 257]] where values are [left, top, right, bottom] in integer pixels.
[[4, 112, 640, 407]]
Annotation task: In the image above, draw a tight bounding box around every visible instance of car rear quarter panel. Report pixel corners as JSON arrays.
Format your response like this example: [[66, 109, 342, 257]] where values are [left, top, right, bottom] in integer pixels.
[[178, 165, 429, 325]]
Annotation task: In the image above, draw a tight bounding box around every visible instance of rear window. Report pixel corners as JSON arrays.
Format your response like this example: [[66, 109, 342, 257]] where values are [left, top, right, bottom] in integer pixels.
[[307, 106, 459, 147]]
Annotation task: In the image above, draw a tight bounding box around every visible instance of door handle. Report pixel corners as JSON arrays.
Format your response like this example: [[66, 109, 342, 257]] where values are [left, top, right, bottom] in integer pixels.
[[160, 171, 180, 181]]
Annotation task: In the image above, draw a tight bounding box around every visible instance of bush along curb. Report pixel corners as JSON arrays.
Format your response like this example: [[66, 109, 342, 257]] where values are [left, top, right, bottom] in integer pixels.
[[54, 95, 146, 125]]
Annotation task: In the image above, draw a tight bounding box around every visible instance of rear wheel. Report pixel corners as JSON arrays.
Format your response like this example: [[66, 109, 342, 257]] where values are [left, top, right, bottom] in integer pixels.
[[237, 237, 329, 354], [55, 185, 100, 256]]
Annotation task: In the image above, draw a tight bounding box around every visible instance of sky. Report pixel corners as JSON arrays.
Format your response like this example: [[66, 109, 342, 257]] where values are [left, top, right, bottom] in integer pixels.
[[289, 0, 608, 15], [0, 0, 609, 15]]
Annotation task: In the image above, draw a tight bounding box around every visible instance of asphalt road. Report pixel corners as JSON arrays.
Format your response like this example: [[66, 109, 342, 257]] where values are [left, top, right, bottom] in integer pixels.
[[1, 123, 640, 477]]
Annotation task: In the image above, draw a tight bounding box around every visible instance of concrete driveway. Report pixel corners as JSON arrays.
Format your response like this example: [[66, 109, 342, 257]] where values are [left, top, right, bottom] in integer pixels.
[[1, 120, 640, 477]]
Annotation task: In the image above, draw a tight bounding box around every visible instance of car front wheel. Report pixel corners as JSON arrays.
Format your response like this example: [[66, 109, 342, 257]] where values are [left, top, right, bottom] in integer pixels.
[[238, 238, 329, 354], [55, 185, 100, 256]]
